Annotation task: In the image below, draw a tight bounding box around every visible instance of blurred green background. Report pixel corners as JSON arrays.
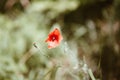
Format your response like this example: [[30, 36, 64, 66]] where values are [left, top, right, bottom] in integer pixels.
[[0, 0, 120, 80]]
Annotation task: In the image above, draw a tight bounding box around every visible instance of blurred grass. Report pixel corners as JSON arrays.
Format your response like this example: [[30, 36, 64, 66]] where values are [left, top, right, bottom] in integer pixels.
[[0, 0, 120, 80], [0, 0, 87, 80]]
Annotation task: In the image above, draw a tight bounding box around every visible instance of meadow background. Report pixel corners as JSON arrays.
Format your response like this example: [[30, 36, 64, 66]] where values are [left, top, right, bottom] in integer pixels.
[[0, 0, 120, 80]]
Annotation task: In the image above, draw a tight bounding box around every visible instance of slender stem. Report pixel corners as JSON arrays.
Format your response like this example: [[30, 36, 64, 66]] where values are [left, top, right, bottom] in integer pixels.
[[88, 69, 96, 80]]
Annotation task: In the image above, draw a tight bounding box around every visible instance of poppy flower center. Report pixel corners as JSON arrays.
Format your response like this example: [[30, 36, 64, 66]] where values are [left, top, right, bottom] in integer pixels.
[[51, 35, 58, 41]]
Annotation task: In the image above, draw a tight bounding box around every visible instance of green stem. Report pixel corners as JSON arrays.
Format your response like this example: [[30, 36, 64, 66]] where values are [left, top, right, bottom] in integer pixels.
[[88, 69, 96, 80]]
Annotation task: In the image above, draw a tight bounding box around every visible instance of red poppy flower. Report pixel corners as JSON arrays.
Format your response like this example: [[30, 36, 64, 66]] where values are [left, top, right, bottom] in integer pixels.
[[45, 28, 63, 49]]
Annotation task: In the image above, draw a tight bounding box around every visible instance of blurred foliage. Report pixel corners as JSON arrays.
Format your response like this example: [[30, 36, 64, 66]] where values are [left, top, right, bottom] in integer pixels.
[[0, 0, 120, 80]]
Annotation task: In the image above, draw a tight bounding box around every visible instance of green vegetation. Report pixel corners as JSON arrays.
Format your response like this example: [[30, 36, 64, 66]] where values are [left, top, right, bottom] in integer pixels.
[[0, 0, 120, 80]]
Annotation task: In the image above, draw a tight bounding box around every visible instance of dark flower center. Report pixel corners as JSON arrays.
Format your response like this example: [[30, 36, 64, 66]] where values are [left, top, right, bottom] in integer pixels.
[[51, 35, 58, 41]]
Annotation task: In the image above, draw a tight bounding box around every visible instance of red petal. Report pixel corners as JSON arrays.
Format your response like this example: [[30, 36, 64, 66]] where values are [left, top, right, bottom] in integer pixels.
[[45, 28, 63, 49]]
